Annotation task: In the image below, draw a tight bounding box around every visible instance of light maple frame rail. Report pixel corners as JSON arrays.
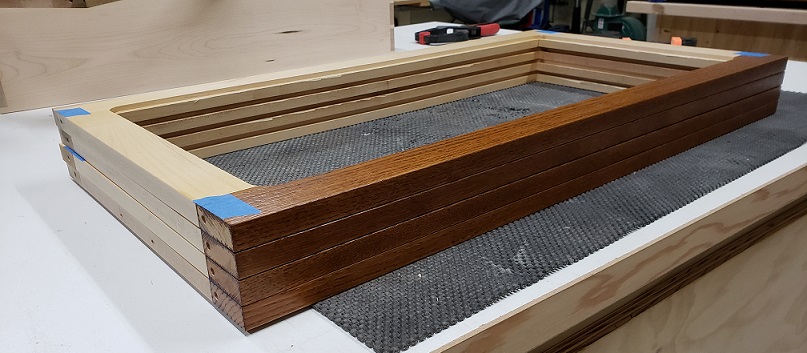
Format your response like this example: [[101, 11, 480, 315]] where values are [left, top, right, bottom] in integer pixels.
[[54, 30, 788, 338]]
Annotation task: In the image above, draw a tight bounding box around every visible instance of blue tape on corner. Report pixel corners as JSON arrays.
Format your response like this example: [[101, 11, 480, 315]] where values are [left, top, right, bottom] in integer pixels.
[[63, 145, 86, 162], [55, 108, 90, 118], [535, 30, 557, 34], [737, 51, 769, 57], [194, 194, 260, 219]]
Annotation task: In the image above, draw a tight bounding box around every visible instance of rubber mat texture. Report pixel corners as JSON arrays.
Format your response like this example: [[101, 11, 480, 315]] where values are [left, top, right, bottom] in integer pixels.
[[206, 86, 807, 353], [205, 83, 600, 186], [314, 91, 806, 353]]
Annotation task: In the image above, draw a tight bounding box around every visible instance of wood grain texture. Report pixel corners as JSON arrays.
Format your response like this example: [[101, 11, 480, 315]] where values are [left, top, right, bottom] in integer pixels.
[[218, 55, 786, 253], [64, 146, 210, 296], [535, 51, 687, 79], [55, 108, 251, 235], [59, 143, 207, 274], [627, 1, 807, 25], [142, 51, 542, 137], [231, 73, 783, 281], [202, 231, 236, 279], [235, 93, 782, 322], [579, 206, 807, 353], [210, 284, 244, 330], [168, 63, 643, 152], [110, 31, 731, 126], [142, 34, 743, 159], [52, 33, 766, 333], [208, 257, 241, 305], [240, 90, 778, 304], [545, 196, 807, 353], [653, 15, 807, 60], [0, 0, 392, 112], [149, 50, 658, 150], [167, 63, 541, 150], [59, 136, 208, 269], [112, 34, 541, 123], [0, 0, 72, 8], [536, 39, 722, 68], [104, 33, 735, 160], [67, 31, 734, 124], [438, 159, 807, 353], [151, 50, 672, 155], [534, 30, 739, 62], [188, 75, 542, 158]]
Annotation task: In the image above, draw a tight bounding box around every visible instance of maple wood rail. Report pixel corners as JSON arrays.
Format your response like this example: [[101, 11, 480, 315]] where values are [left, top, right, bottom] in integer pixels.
[[54, 30, 786, 337]]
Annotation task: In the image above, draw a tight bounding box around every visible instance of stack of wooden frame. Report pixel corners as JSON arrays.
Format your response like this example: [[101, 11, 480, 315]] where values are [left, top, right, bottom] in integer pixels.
[[54, 31, 787, 333]]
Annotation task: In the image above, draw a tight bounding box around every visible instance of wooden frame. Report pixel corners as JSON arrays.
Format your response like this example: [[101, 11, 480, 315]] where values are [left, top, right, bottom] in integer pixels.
[[54, 31, 788, 336]]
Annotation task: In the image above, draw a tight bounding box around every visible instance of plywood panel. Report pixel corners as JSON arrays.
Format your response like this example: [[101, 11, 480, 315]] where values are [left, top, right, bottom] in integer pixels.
[[440, 162, 807, 353], [627, 1, 807, 25], [654, 15, 807, 60], [0, 0, 392, 112], [580, 211, 807, 353]]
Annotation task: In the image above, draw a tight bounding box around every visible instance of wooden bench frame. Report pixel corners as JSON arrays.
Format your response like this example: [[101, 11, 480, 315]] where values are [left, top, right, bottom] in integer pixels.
[[54, 30, 790, 344]]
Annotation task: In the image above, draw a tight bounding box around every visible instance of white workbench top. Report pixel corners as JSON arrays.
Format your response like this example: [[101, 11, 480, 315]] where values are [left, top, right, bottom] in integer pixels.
[[2, 23, 805, 353]]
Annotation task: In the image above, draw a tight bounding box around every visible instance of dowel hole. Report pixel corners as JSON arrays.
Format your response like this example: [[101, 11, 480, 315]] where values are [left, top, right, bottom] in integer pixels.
[[201, 214, 206, 223], [205, 242, 211, 250], [210, 267, 215, 277], [213, 292, 219, 301]]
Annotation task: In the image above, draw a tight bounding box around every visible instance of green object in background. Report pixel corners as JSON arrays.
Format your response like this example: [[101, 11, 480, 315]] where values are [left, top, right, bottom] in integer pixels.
[[592, 2, 646, 40]]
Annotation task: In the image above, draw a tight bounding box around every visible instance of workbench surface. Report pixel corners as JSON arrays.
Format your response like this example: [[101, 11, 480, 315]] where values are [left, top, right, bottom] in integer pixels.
[[2, 24, 805, 353]]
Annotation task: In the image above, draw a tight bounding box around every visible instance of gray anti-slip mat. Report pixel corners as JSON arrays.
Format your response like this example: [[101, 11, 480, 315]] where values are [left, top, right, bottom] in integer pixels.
[[205, 82, 601, 186], [312, 91, 807, 353], [206, 85, 806, 352]]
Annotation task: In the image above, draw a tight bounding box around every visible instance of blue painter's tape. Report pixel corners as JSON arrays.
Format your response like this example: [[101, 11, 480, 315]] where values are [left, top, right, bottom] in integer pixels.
[[56, 107, 90, 118], [737, 51, 769, 57], [63, 145, 86, 162], [194, 194, 260, 219], [535, 29, 557, 34]]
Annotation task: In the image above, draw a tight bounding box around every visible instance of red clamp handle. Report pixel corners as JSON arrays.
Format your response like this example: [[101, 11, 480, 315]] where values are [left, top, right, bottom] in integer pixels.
[[476, 23, 500, 37]]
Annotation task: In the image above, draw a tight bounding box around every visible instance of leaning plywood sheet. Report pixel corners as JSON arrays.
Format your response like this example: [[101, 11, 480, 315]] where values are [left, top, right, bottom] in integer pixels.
[[579, 204, 807, 353], [0, 0, 393, 112], [444, 161, 807, 353], [53, 31, 786, 333]]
